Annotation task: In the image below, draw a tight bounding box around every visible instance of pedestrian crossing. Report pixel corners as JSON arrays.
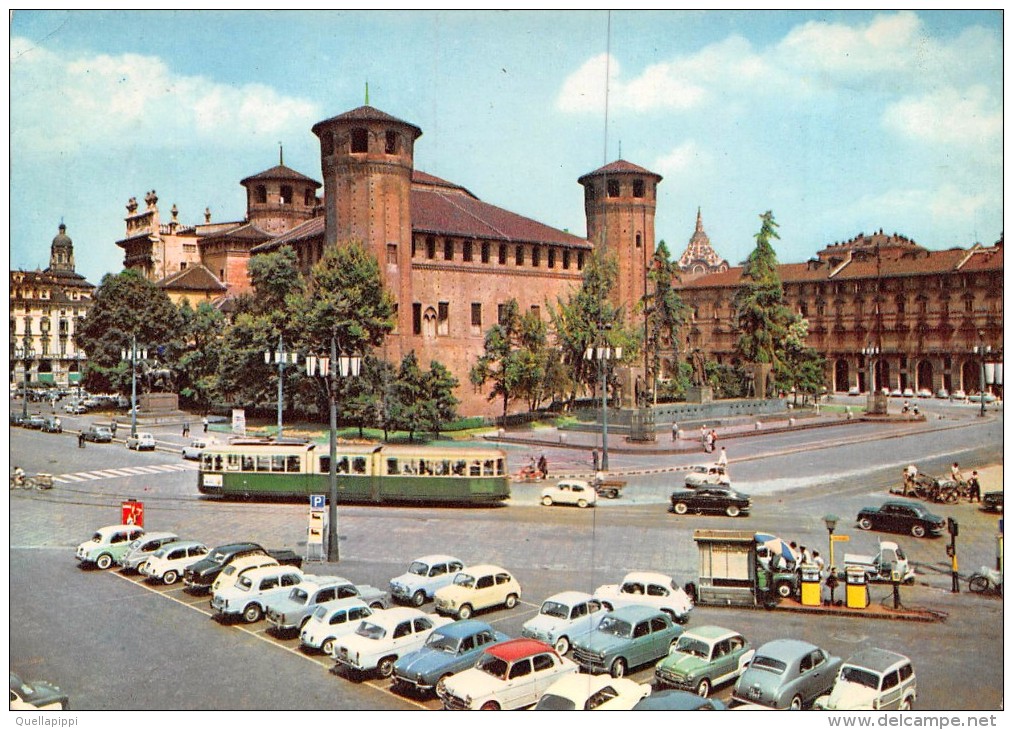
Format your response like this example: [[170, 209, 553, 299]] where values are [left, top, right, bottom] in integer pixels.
[[52, 462, 197, 483]]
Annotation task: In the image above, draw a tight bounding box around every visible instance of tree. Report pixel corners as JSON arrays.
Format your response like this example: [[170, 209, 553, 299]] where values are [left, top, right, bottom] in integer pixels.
[[470, 299, 549, 417], [176, 300, 225, 410], [422, 360, 460, 439], [75, 269, 184, 394], [246, 246, 303, 314], [641, 240, 687, 402], [775, 317, 827, 404], [733, 211, 794, 369], [387, 351, 428, 442]]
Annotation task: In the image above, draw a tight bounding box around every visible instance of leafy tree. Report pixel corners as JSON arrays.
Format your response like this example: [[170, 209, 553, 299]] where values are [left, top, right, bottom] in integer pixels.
[[215, 311, 280, 407], [176, 300, 226, 409], [421, 360, 460, 438], [246, 246, 303, 314], [641, 240, 687, 402], [338, 355, 394, 438], [388, 351, 429, 441], [774, 317, 827, 404], [75, 269, 184, 393], [470, 299, 548, 417]]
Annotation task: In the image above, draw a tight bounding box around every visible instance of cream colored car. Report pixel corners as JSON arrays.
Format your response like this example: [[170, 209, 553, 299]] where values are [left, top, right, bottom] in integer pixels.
[[434, 565, 521, 620], [211, 553, 280, 595]]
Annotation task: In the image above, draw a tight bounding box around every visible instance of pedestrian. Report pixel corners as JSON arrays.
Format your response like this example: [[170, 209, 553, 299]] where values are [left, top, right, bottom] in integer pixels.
[[950, 462, 963, 484], [717, 447, 728, 468], [110, 419, 118, 437], [968, 470, 982, 502], [592, 449, 599, 473], [202, 416, 208, 433], [537, 454, 548, 480], [789, 541, 800, 565], [700, 424, 708, 446], [78, 432, 85, 448], [671, 422, 679, 442], [182, 421, 190, 438], [800, 545, 812, 565], [710, 429, 718, 450], [704, 430, 714, 454], [812, 551, 826, 572], [904, 464, 918, 495]]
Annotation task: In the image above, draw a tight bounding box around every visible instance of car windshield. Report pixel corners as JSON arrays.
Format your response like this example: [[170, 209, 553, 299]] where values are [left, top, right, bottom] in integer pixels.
[[91, 533, 103, 543], [128, 538, 144, 550], [289, 588, 309, 604], [536, 694, 576, 711], [477, 654, 509, 679], [453, 573, 476, 588], [236, 576, 254, 591], [408, 561, 429, 576], [222, 564, 238, 576], [540, 601, 570, 619], [312, 605, 329, 620], [750, 655, 787, 674], [211, 551, 229, 564], [675, 636, 710, 658], [840, 666, 881, 689], [425, 632, 460, 653], [597, 616, 632, 638], [355, 622, 386, 640]]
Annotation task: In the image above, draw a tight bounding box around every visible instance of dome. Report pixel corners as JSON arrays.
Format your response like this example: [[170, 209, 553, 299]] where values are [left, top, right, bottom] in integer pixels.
[[52, 223, 72, 248]]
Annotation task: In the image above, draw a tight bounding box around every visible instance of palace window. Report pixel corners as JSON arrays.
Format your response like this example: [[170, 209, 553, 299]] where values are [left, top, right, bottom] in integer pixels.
[[498, 244, 507, 265], [633, 179, 645, 198], [412, 303, 422, 335], [304, 188, 315, 206], [577, 251, 585, 269], [548, 248, 556, 268], [387, 243, 398, 265], [636, 233, 642, 249], [426, 236, 436, 260], [532, 246, 541, 267], [444, 239, 454, 261], [481, 242, 490, 263], [497, 303, 510, 325], [563, 250, 571, 269], [255, 185, 267, 204], [607, 179, 620, 198], [385, 130, 398, 155], [351, 128, 368, 153], [515, 245, 524, 265], [423, 307, 437, 339], [280, 185, 293, 205], [438, 302, 449, 336], [471, 303, 482, 329], [463, 240, 474, 262], [964, 295, 974, 313]]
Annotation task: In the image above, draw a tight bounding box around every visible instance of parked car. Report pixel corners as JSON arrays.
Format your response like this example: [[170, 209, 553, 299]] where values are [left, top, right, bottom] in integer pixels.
[[181, 439, 209, 460], [389, 554, 465, 607], [731, 639, 842, 710], [856, 501, 946, 538], [814, 648, 916, 711], [393, 619, 509, 695], [63, 402, 88, 414], [593, 571, 693, 623], [183, 542, 303, 593], [633, 689, 726, 711], [332, 606, 453, 679], [125, 432, 156, 451], [683, 463, 731, 488], [521, 590, 608, 655], [75, 524, 145, 570], [670, 486, 752, 517], [654, 625, 754, 697], [847, 386, 861, 396], [534, 674, 651, 710], [139, 541, 210, 585], [969, 392, 997, 404], [982, 491, 1003, 513], [212, 564, 307, 623], [916, 389, 932, 398], [210, 553, 280, 595], [540, 479, 597, 508], [299, 598, 374, 655], [116, 531, 181, 572], [935, 388, 950, 399], [952, 389, 967, 400], [83, 425, 112, 443], [41, 416, 63, 433], [571, 605, 683, 678], [9, 671, 69, 710], [440, 638, 578, 710], [902, 388, 915, 398], [265, 575, 387, 633], [889, 388, 903, 398], [434, 564, 521, 620], [22, 414, 46, 429]]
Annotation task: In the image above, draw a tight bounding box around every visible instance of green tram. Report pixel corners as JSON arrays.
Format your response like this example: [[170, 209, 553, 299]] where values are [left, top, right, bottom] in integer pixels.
[[197, 440, 511, 504]]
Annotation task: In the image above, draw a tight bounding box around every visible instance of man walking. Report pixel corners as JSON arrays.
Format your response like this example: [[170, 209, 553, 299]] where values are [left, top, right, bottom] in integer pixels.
[[717, 447, 728, 468], [537, 454, 548, 480], [592, 449, 599, 473], [968, 470, 982, 502]]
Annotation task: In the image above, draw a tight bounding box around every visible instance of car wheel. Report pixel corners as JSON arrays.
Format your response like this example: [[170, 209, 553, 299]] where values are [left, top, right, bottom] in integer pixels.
[[435, 674, 452, 698], [163, 570, 179, 585], [726, 505, 741, 517], [243, 603, 263, 623], [95, 553, 113, 570], [673, 502, 688, 515], [969, 575, 989, 593], [696, 678, 711, 698], [899, 697, 913, 711], [776, 581, 793, 599], [610, 657, 627, 678], [411, 590, 426, 608], [480, 701, 500, 710], [377, 656, 396, 679], [911, 524, 926, 538], [553, 636, 570, 655], [321, 638, 336, 656], [789, 694, 803, 711], [541, 496, 553, 506], [457, 604, 473, 620], [504, 593, 518, 609], [577, 499, 589, 508], [858, 517, 873, 530]]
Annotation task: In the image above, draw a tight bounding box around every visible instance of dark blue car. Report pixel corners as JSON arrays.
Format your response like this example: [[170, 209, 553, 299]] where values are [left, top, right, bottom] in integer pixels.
[[392, 619, 508, 696]]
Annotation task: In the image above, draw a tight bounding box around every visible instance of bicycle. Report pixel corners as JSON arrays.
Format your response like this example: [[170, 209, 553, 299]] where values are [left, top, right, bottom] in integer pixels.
[[9, 473, 53, 490]]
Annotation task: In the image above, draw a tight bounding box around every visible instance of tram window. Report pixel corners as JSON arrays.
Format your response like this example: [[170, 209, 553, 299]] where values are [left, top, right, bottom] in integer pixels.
[[496, 458, 504, 475], [387, 458, 399, 475], [353, 457, 366, 475], [470, 461, 482, 477], [201, 454, 211, 470], [272, 455, 285, 472], [226, 454, 241, 471], [213, 455, 224, 472], [484, 460, 495, 476], [437, 460, 451, 476], [257, 455, 272, 471], [242, 455, 255, 471], [337, 457, 350, 474], [419, 460, 432, 475], [319, 456, 329, 473], [286, 456, 301, 472], [453, 460, 467, 476]]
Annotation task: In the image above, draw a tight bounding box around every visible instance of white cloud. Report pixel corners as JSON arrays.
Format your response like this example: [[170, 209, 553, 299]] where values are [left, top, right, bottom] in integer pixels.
[[10, 37, 320, 155], [882, 85, 1001, 147], [850, 183, 997, 232], [652, 141, 707, 178]]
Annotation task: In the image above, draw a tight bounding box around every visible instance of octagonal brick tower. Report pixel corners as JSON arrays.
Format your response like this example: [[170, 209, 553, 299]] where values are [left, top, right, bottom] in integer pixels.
[[311, 105, 422, 340], [578, 160, 663, 314]]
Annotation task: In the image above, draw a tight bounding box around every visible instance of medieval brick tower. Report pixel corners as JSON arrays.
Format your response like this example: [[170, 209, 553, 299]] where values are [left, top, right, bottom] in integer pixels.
[[239, 152, 321, 236], [578, 160, 662, 314], [311, 106, 422, 343]]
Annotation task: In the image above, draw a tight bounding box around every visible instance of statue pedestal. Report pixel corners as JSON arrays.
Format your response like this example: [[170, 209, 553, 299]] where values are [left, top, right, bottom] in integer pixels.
[[139, 393, 179, 413], [687, 386, 714, 404], [867, 392, 888, 415]]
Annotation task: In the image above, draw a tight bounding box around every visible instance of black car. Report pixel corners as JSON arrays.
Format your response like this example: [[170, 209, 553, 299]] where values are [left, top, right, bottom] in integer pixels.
[[856, 501, 945, 538], [42, 416, 63, 433], [982, 491, 1003, 514], [22, 414, 46, 429], [182, 542, 303, 593], [670, 486, 751, 517]]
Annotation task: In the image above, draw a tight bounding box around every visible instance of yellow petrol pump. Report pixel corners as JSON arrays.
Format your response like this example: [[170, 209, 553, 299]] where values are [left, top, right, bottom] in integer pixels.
[[800, 565, 822, 606], [845, 566, 869, 608]]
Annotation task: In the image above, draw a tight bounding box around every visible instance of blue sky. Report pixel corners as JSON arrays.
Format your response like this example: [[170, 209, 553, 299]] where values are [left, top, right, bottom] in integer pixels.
[[9, 10, 1004, 285]]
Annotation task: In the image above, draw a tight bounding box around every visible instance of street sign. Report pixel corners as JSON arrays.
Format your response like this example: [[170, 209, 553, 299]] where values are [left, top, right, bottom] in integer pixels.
[[121, 500, 144, 527], [310, 494, 326, 510], [231, 408, 246, 435], [831, 534, 850, 542]]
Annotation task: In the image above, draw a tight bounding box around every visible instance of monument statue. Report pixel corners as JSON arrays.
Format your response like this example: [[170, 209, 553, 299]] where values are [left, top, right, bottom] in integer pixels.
[[141, 359, 176, 393], [691, 349, 707, 387]]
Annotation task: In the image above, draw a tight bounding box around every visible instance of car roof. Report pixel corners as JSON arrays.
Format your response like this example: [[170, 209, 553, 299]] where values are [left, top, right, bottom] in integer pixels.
[[755, 639, 819, 661], [556, 479, 591, 487], [160, 540, 205, 550], [682, 625, 740, 642], [410, 554, 461, 565], [621, 571, 672, 583], [98, 524, 143, 534], [543, 590, 594, 605], [460, 564, 509, 576], [228, 555, 281, 569], [317, 597, 368, 613], [544, 673, 629, 697], [609, 605, 666, 622], [241, 564, 300, 579], [137, 531, 179, 541], [297, 575, 350, 588], [634, 689, 717, 710], [434, 619, 494, 639], [366, 606, 428, 624], [485, 638, 555, 662], [843, 648, 910, 673]]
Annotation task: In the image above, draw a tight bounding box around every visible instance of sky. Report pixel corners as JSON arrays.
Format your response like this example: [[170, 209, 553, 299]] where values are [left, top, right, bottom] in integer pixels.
[[8, 9, 1005, 286]]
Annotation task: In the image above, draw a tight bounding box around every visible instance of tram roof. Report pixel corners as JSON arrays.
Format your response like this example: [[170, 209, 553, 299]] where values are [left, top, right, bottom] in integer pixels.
[[203, 441, 505, 457]]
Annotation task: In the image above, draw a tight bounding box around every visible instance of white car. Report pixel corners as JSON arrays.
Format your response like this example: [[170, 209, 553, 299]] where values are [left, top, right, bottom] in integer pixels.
[[847, 386, 861, 396], [139, 541, 209, 585], [594, 571, 693, 623], [389, 554, 465, 607], [440, 638, 578, 710], [541, 479, 597, 508], [116, 531, 180, 572], [299, 598, 374, 655], [916, 389, 932, 398], [211, 553, 280, 595], [181, 439, 209, 460], [902, 388, 915, 398], [211, 565, 306, 623], [125, 432, 155, 451], [521, 591, 608, 655], [683, 463, 730, 488], [332, 606, 452, 678], [75, 524, 145, 570], [534, 674, 651, 710], [434, 564, 521, 620]]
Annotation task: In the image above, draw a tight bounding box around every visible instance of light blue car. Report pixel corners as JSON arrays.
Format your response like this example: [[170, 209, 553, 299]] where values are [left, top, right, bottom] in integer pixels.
[[571, 605, 683, 678], [521, 591, 608, 655], [393, 619, 508, 696], [389, 554, 465, 607]]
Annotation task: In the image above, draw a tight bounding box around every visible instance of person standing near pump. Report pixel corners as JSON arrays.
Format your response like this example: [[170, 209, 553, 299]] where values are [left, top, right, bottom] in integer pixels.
[[967, 470, 982, 502], [110, 419, 118, 438]]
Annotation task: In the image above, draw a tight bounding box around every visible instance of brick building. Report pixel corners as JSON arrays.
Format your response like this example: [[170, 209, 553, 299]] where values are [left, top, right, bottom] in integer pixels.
[[679, 229, 1004, 397]]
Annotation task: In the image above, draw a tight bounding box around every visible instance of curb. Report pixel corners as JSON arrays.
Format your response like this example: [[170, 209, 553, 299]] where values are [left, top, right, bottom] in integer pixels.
[[702, 600, 945, 623]]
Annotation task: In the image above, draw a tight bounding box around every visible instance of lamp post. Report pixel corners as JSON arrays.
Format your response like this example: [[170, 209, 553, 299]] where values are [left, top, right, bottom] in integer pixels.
[[74, 352, 85, 402], [15, 344, 36, 420], [861, 344, 880, 394], [120, 336, 147, 438], [306, 339, 360, 563], [823, 514, 839, 605], [265, 335, 298, 441], [585, 328, 620, 473], [973, 331, 1001, 418]]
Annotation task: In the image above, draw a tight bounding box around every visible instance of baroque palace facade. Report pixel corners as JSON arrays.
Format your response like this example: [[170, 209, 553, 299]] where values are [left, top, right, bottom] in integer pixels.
[[111, 102, 1003, 414]]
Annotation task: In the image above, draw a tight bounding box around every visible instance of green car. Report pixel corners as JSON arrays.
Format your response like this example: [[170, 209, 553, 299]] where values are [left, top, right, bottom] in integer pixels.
[[571, 605, 683, 678], [654, 625, 754, 698]]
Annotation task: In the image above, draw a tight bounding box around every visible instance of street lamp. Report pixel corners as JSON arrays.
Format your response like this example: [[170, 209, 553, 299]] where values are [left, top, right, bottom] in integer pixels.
[[74, 352, 85, 402], [973, 331, 1002, 418], [823, 513, 839, 605], [265, 335, 298, 441], [861, 344, 880, 393], [306, 339, 360, 563], [15, 344, 36, 419], [120, 337, 147, 438], [585, 328, 620, 472]]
